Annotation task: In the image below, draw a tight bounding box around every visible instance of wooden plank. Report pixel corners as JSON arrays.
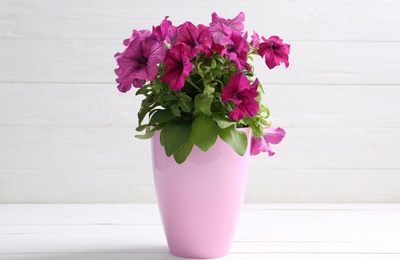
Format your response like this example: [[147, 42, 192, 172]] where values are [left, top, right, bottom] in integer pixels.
[[263, 85, 400, 128], [242, 204, 400, 210], [1, 204, 399, 225], [0, 204, 161, 225], [1, 253, 399, 260], [0, 39, 115, 84], [0, 84, 135, 127], [245, 169, 400, 203], [232, 242, 400, 254], [0, 170, 155, 203], [0, 83, 139, 127], [0, 0, 399, 42], [0, 127, 151, 169], [0, 237, 399, 254], [1, 84, 400, 128], [0, 127, 399, 170], [0, 40, 399, 85], [0, 169, 399, 203], [0, 204, 399, 255]]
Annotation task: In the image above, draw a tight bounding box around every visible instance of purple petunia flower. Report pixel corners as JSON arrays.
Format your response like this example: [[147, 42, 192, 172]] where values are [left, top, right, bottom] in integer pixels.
[[175, 22, 212, 59], [152, 16, 172, 43], [258, 36, 290, 69], [166, 24, 178, 45], [161, 44, 193, 91], [250, 127, 286, 156], [121, 29, 151, 47], [221, 73, 259, 120], [221, 31, 251, 71], [250, 31, 260, 49], [114, 36, 166, 92], [209, 12, 245, 45]]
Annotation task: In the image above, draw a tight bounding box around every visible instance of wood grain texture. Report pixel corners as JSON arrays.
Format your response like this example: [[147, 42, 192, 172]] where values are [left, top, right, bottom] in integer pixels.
[[0, 0, 399, 203], [0, 204, 399, 259], [0, 0, 399, 42], [1, 254, 398, 260], [1, 127, 399, 169], [1, 84, 399, 127], [0, 40, 399, 84], [0, 169, 399, 203]]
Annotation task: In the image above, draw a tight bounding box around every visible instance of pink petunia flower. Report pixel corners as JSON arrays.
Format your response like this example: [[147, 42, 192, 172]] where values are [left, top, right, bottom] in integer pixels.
[[121, 29, 151, 47], [221, 73, 259, 120], [161, 44, 193, 91], [250, 127, 286, 156], [114, 36, 166, 92], [166, 24, 178, 45], [250, 31, 260, 49], [152, 16, 172, 43], [209, 12, 245, 45], [258, 36, 290, 69], [175, 22, 212, 59], [221, 31, 251, 71]]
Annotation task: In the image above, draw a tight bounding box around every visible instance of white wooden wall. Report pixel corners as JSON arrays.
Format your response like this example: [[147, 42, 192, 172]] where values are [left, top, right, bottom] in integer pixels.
[[0, 0, 399, 203]]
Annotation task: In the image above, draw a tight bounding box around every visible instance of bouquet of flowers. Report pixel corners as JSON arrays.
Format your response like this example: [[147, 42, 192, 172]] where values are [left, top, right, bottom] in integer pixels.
[[114, 12, 290, 163]]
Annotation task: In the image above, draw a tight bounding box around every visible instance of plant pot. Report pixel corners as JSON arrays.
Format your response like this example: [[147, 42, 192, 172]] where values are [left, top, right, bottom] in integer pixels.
[[151, 128, 251, 259]]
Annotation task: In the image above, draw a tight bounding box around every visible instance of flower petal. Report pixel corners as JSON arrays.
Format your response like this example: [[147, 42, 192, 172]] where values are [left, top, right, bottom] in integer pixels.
[[229, 106, 246, 121], [222, 73, 259, 120], [250, 136, 268, 156], [175, 22, 212, 58], [114, 35, 165, 92], [250, 30, 260, 49], [161, 44, 192, 91], [209, 12, 245, 45], [226, 11, 245, 33], [152, 16, 172, 42], [258, 36, 290, 69], [263, 127, 286, 145]]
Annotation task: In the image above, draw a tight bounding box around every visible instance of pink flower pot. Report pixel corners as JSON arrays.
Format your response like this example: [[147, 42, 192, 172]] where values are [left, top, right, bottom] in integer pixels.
[[151, 128, 251, 259]]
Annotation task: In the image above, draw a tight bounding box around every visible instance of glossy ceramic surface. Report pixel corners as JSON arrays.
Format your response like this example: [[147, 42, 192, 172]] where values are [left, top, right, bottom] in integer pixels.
[[151, 128, 251, 259]]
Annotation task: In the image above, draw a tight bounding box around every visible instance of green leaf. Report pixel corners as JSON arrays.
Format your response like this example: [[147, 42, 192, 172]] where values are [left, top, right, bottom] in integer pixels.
[[136, 124, 148, 132], [160, 126, 165, 146], [204, 85, 215, 95], [211, 59, 217, 69], [249, 118, 263, 137], [180, 93, 192, 102], [212, 114, 237, 129], [171, 103, 181, 117], [161, 120, 192, 157], [194, 94, 213, 116], [148, 109, 176, 126], [135, 86, 150, 96], [137, 106, 153, 126], [198, 69, 204, 78], [215, 54, 225, 64], [135, 124, 164, 140], [173, 139, 194, 164], [162, 94, 178, 101], [180, 100, 193, 112], [219, 125, 248, 156], [135, 131, 155, 139], [190, 113, 218, 152]]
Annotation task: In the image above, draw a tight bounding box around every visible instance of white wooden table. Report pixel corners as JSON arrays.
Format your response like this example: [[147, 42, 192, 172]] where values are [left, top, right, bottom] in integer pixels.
[[1, 204, 399, 260]]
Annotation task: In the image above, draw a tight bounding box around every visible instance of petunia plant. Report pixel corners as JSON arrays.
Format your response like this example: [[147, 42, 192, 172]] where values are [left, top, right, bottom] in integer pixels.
[[114, 12, 290, 163]]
